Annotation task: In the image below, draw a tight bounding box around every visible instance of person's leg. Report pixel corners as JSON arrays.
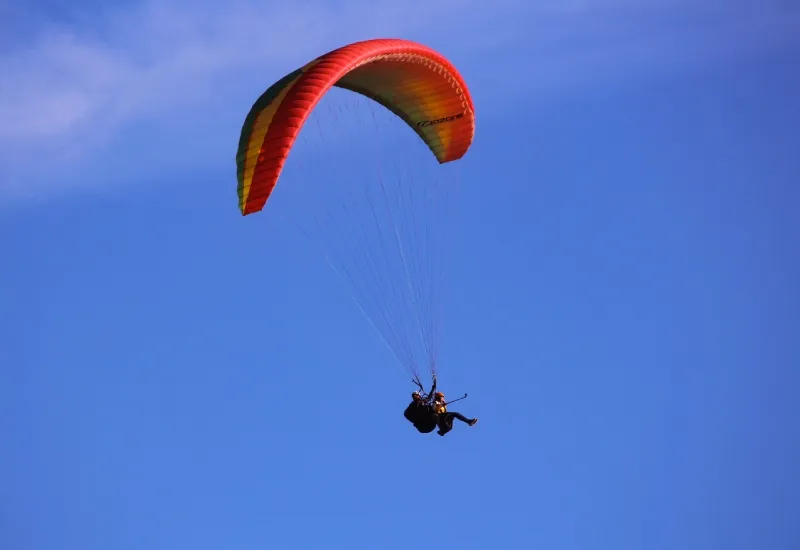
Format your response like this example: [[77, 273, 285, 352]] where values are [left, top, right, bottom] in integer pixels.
[[437, 412, 478, 435], [448, 412, 472, 424], [437, 413, 454, 435]]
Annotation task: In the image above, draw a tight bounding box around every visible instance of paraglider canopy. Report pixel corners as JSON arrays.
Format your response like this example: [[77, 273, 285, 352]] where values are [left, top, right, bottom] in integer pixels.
[[236, 38, 476, 216]]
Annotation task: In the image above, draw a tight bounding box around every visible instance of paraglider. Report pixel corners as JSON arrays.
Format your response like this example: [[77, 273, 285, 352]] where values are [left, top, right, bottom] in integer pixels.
[[235, 38, 478, 435], [431, 391, 478, 436], [404, 390, 437, 434], [402, 374, 477, 436]]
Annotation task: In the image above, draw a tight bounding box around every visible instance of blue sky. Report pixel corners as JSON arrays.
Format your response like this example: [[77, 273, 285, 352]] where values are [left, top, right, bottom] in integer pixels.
[[2, 1, 799, 549]]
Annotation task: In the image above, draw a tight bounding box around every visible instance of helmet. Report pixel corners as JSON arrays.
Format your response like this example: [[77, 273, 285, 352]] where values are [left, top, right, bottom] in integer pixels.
[[434, 392, 444, 400], [411, 391, 421, 400]]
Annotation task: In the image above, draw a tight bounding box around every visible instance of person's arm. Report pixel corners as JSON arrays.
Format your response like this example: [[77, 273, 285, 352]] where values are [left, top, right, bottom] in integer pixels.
[[427, 376, 437, 398]]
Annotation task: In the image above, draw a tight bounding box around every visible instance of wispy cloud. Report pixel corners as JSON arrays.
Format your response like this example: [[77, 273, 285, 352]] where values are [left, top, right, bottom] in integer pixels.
[[0, 0, 797, 202]]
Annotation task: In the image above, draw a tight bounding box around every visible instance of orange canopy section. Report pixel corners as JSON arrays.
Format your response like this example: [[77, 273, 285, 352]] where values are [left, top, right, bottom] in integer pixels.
[[235, 38, 476, 216]]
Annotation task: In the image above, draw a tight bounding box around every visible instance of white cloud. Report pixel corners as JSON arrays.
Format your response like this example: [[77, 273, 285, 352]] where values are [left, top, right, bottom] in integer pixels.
[[0, 0, 483, 146], [0, 0, 797, 202]]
